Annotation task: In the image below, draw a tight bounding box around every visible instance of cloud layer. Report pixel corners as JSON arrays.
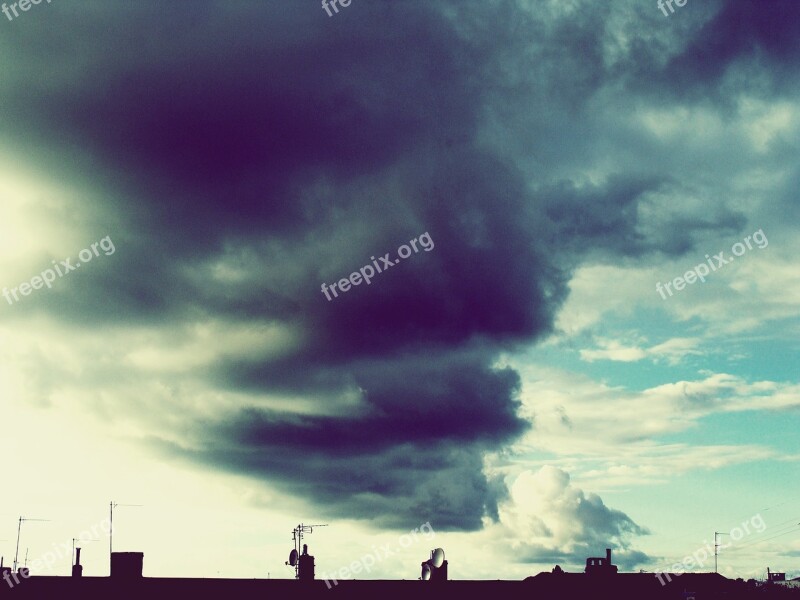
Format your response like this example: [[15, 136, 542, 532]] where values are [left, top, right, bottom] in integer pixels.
[[1, 0, 798, 548]]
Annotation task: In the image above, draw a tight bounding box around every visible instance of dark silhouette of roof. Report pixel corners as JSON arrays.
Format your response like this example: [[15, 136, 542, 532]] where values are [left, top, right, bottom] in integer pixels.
[[2, 573, 799, 600]]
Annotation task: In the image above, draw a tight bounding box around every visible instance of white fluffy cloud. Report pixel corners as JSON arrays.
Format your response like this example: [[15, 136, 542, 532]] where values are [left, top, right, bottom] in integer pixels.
[[492, 466, 648, 569]]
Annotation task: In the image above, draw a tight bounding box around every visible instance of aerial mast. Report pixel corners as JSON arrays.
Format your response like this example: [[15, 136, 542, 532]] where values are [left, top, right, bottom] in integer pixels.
[[13, 517, 49, 573], [285, 523, 327, 579]]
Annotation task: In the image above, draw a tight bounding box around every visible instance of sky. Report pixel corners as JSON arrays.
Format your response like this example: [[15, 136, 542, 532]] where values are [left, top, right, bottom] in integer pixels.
[[0, 0, 798, 584]]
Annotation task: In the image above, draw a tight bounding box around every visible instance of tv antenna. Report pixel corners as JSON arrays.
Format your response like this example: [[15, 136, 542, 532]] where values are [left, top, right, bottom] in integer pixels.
[[109, 501, 143, 570], [285, 523, 327, 579], [73, 537, 99, 569], [714, 531, 729, 573], [14, 517, 50, 572]]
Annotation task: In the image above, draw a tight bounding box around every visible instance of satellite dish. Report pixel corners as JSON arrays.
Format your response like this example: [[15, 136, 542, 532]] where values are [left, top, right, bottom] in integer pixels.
[[289, 549, 298, 566], [431, 548, 445, 568], [421, 562, 432, 580]]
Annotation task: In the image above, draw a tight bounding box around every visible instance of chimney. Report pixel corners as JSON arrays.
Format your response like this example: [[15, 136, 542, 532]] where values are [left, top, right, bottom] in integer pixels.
[[72, 547, 83, 578], [606, 548, 611, 564]]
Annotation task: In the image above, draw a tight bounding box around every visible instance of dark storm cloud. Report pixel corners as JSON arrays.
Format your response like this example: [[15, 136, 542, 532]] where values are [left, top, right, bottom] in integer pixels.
[[0, 0, 771, 530], [187, 441, 499, 530], [223, 354, 524, 453], [616, 0, 800, 103], [664, 0, 800, 90], [0, 0, 544, 528], [5, 1, 481, 244], [540, 176, 747, 259]]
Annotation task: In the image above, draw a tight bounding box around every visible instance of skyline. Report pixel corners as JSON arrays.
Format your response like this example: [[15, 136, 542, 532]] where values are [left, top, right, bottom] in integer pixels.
[[0, 0, 798, 584]]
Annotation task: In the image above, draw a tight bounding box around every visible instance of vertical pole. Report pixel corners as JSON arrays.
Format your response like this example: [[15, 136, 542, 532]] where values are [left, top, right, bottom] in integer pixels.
[[714, 532, 718, 573], [13, 517, 22, 573], [109, 501, 114, 574], [714, 532, 727, 574]]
